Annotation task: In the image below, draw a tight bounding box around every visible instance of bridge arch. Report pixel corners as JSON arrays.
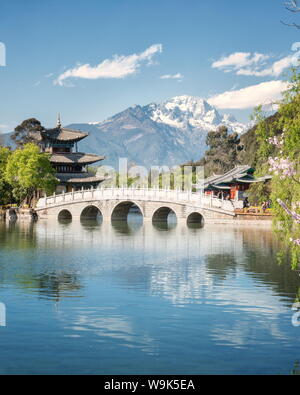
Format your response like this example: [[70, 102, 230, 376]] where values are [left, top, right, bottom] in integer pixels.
[[80, 205, 103, 222], [58, 209, 72, 221], [36, 187, 236, 224], [152, 206, 177, 224], [187, 212, 205, 227], [111, 201, 143, 222]]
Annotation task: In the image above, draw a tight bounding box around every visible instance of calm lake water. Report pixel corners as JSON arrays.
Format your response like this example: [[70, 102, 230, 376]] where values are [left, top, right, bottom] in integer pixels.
[[0, 216, 299, 375]]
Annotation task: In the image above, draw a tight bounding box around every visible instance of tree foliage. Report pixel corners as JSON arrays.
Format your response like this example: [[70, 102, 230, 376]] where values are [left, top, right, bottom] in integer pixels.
[[4, 143, 58, 206], [252, 68, 300, 269], [0, 147, 14, 205], [11, 118, 44, 147], [247, 173, 272, 206], [199, 126, 243, 177]]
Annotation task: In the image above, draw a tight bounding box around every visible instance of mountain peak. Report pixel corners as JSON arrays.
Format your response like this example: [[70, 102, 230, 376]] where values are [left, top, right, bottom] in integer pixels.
[[164, 95, 212, 112], [89, 95, 246, 135], [222, 113, 237, 123], [147, 94, 243, 131], [65, 95, 248, 168]]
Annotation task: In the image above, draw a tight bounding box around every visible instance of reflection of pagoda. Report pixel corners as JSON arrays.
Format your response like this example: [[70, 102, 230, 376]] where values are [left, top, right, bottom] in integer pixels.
[[40, 116, 105, 193]]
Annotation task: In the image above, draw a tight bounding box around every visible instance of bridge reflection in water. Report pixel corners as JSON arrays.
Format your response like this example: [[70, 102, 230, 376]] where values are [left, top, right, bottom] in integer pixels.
[[0, 218, 297, 308], [0, 218, 299, 374]]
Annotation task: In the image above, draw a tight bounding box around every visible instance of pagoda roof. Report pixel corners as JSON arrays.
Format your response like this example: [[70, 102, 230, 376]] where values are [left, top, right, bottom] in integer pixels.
[[199, 166, 272, 191], [50, 152, 105, 165], [56, 172, 105, 184], [42, 127, 88, 143], [202, 165, 257, 190]]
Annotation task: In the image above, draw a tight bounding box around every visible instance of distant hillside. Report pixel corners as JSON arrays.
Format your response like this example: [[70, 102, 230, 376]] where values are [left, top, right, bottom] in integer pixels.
[[1, 95, 249, 169], [238, 113, 280, 168], [68, 96, 247, 168], [187, 112, 280, 177], [0, 132, 14, 148]]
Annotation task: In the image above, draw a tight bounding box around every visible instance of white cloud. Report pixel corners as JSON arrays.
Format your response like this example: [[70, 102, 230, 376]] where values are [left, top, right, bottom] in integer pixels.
[[207, 80, 289, 109], [212, 48, 300, 78], [212, 52, 269, 72], [236, 54, 297, 77], [160, 73, 184, 80], [55, 44, 163, 86]]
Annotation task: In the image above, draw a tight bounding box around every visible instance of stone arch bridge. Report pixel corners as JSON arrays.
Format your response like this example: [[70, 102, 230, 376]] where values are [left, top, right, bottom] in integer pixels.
[[36, 187, 237, 225]]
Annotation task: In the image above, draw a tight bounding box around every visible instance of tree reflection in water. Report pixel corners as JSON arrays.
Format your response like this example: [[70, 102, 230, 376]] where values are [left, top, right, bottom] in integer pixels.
[[0, 220, 299, 309], [0, 218, 299, 374]]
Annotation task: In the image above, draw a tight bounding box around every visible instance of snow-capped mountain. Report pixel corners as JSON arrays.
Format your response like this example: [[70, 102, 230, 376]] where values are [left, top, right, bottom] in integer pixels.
[[146, 95, 246, 135], [69, 95, 248, 167], [2, 95, 248, 168]]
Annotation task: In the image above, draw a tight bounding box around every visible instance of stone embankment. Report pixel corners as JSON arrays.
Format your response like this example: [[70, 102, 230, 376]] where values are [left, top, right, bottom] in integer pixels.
[[0, 207, 38, 221]]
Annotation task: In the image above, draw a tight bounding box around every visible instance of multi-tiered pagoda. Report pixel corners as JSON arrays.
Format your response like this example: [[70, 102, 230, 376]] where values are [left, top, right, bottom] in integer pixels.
[[38, 116, 105, 193]]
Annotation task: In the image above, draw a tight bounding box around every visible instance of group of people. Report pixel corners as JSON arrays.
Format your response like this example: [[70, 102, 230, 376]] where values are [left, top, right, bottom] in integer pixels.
[[214, 193, 272, 212], [261, 200, 272, 212], [217, 191, 231, 200], [243, 197, 272, 213]]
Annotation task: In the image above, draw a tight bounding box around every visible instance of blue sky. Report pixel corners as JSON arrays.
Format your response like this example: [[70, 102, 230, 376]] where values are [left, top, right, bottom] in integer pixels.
[[0, 0, 299, 132]]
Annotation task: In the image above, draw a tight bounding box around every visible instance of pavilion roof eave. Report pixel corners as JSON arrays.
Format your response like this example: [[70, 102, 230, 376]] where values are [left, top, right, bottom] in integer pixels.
[[234, 178, 258, 183], [58, 178, 106, 184], [201, 165, 255, 187], [56, 172, 106, 184], [235, 175, 272, 183], [46, 136, 87, 143], [50, 153, 105, 165], [211, 185, 231, 190], [42, 127, 89, 143], [204, 183, 231, 190]]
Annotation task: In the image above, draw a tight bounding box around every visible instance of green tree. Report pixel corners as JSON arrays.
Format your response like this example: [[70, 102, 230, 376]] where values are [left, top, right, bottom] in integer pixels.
[[4, 143, 58, 206], [200, 126, 243, 177], [11, 118, 44, 147], [0, 146, 14, 205], [252, 68, 300, 268], [247, 175, 272, 206]]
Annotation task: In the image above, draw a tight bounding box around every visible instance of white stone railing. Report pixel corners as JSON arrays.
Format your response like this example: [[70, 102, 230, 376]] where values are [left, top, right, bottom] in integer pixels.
[[36, 187, 237, 213]]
